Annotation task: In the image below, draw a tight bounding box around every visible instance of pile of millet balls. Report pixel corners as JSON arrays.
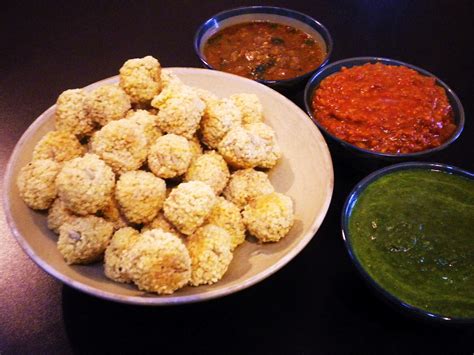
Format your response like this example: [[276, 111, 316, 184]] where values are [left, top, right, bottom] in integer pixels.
[[16, 56, 295, 295]]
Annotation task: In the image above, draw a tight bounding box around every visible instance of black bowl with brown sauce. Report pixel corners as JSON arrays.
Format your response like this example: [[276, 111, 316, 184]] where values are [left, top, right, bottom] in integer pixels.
[[194, 6, 333, 91]]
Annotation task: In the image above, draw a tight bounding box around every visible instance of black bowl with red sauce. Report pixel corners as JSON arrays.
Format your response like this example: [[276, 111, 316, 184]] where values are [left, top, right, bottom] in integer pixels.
[[194, 6, 333, 91], [304, 57, 465, 169]]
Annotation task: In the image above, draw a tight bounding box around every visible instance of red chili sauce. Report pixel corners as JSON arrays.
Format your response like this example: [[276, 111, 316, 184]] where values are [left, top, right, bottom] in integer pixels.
[[312, 63, 456, 154], [203, 21, 326, 81]]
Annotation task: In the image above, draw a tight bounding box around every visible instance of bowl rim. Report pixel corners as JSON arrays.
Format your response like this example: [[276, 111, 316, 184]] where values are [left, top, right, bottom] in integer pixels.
[[304, 56, 465, 158], [341, 161, 474, 323], [3, 67, 334, 306], [193, 5, 333, 85]]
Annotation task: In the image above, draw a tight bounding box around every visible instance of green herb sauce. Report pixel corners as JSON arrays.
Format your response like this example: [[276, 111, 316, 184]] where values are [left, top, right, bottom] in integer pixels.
[[349, 169, 474, 318]]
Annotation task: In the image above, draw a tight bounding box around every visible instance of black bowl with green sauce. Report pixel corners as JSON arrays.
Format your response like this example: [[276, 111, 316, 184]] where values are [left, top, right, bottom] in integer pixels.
[[342, 162, 474, 323]]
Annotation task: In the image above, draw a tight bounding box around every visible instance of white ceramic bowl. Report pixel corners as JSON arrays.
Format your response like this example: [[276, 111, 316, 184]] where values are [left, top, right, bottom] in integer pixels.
[[4, 68, 334, 305]]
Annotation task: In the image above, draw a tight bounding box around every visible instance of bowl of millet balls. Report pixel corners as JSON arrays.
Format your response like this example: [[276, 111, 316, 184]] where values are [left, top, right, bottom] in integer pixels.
[[4, 55, 333, 305]]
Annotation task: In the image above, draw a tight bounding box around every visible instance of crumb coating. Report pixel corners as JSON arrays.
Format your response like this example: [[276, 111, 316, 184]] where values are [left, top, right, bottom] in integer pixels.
[[141, 212, 182, 237], [119, 56, 162, 104], [242, 192, 294, 243], [188, 135, 203, 161], [230, 93, 263, 124], [90, 118, 148, 174], [192, 87, 218, 106], [32, 130, 85, 164], [163, 181, 217, 235], [47, 198, 76, 233], [200, 98, 242, 148], [56, 154, 115, 215], [85, 84, 131, 126], [122, 229, 191, 294], [151, 84, 205, 139], [55, 89, 94, 137], [126, 110, 162, 147], [104, 227, 140, 283], [185, 150, 230, 195], [206, 197, 245, 250], [17, 159, 60, 210], [223, 168, 274, 209], [187, 224, 233, 286], [148, 134, 192, 179], [160, 70, 183, 89], [99, 195, 128, 230], [57, 215, 114, 264], [115, 170, 166, 224], [217, 126, 267, 169], [245, 122, 281, 168]]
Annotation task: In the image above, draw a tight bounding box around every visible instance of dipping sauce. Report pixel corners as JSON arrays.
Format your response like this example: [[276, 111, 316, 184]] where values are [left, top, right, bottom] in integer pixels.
[[203, 21, 326, 81], [312, 63, 456, 154], [349, 169, 474, 318]]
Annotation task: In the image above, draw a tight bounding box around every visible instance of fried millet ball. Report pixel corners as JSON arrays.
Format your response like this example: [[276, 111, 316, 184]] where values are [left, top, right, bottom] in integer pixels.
[[90, 118, 148, 174], [242, 192, 294, 243], [141, 212, 182, 237], [55, 89, 95, 137], [223, 168, 274, 209], [126, 110, 162, 147], [99, 195, 128, 231], [151, 84, 205, 139], [115, 171, 166, 224], [85, 84, 131, 126], [122, 229, 191, 294], [200, 98, 242, 149], [192, 87, 218, 106], [119, 55, 162, 105], [187, 224, 233, 286], [245, 122, 281, 168], [32, 130, 85, 164], [230, 93, 264, 124], [104, 227, 140, 283], [188, 136, 203, 161], [17, 159, 61, 210], [184, 151, 230, 195], [47, 198, 76, 233], [206, 197, 245, 250], [163, 181, 217, 235], [56, 154, 115, 215], [148, 134, 192, 179], [57, 215, 114, 265], [160, 69, 183, 89], [217, 126, 268, 169]]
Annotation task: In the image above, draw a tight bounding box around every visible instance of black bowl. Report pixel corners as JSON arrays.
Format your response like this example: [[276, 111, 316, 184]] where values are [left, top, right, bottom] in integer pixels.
[[304, 57, 465, 171], [194, 6, 333, 92], [342, 162, 474, 324]]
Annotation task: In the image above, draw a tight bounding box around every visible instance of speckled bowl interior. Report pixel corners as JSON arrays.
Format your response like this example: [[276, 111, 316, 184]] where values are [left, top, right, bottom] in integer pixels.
[[4, 68, 334, 305]]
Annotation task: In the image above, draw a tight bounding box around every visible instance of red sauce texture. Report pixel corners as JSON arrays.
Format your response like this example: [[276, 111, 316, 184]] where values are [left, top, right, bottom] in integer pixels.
[[312, 63, 456, 154], [204, 21, 326, 81]]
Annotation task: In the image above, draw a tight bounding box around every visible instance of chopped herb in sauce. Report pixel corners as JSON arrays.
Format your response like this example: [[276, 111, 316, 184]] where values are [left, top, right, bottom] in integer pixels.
[[207, 33, 222, 45], [251, 58, 276, 79], [271, 37, 284, 45], [203, 21, 326, 81]]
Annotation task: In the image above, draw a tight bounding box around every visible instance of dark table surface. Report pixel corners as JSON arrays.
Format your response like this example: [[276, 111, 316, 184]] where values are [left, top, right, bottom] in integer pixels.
[[1, 1, 473, 353]]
